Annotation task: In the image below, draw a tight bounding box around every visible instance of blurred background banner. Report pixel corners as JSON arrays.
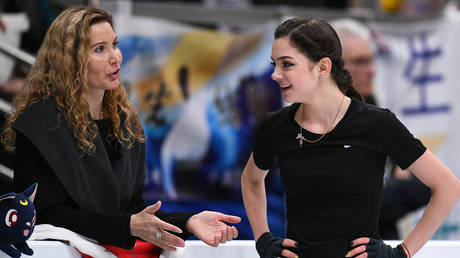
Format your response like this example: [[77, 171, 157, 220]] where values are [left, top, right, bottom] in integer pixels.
[[372, 9, 460, 239], [116, 16, 284, 239]]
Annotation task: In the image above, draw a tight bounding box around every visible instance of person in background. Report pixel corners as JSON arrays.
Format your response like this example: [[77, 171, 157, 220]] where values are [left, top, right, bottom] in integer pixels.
[[331, 18, 377, 105], [332, 18, 432, 239], [3, 6, 240, 256], [241, 17, 460, 257]]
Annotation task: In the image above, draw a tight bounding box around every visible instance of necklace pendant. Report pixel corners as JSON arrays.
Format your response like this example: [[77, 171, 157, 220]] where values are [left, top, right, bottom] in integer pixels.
[[296, 133, 305, 147]]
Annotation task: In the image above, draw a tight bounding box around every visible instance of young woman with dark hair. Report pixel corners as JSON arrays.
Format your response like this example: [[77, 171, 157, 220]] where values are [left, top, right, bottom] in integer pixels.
[[241, 17, 460, 258]]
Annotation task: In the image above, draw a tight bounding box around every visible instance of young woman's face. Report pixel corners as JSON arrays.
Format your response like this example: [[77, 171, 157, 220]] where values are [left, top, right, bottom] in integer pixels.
[[271, 36, 319, 103], [87, 21, 122, 92]]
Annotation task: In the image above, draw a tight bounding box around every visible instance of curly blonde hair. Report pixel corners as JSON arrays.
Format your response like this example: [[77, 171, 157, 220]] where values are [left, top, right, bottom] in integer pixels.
[[3, 6, 144, 155]]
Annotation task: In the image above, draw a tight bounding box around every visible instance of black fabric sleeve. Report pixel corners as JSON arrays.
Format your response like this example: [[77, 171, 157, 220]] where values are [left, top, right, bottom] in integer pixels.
[[14, 132, 137, 249], [379, 111, 426, 170], [253, 114, 276, 170], [15, 132, 196, 247], [124, 141, 148, 214]]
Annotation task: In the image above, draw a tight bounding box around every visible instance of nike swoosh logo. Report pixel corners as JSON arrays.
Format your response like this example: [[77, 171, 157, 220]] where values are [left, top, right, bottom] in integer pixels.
[[344, 145, 351, 149]]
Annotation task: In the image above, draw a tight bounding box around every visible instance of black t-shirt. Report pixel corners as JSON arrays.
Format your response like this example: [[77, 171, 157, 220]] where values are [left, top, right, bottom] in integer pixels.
[[253, 98, 426, 257]]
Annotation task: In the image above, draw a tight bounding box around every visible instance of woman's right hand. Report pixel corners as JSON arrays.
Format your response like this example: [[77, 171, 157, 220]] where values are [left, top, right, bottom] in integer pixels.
[[130, 201, 185, 251], [347, 238, 407, 258], [256, 232, 298, 258]]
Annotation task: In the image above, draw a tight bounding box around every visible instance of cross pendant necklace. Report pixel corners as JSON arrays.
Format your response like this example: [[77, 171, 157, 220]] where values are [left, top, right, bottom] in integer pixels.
[[296, 133, 306, 146], [296, 95, 345, 147]]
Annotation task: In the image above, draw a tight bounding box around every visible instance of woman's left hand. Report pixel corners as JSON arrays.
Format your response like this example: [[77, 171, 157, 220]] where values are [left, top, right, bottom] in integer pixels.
[[346, 237, 407, 258], [186, 211, 241, 246]]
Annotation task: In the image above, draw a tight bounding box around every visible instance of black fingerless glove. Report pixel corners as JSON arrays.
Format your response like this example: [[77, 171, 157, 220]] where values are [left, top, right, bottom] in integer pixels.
[[365, 238, 407, 258], [255, 232, 283, 258]]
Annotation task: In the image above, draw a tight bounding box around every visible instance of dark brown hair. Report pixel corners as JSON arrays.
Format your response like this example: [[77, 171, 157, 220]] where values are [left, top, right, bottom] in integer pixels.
[[275, 17, 362, 100]]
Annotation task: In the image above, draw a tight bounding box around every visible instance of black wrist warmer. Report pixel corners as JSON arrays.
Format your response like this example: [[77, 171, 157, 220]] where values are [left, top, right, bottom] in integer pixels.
[[255, 232, 283, 258], [365, 238, 407, 258]]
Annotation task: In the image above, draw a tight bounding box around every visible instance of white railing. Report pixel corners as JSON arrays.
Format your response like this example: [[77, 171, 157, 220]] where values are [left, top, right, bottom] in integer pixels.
[[3, 240, 459, 258]]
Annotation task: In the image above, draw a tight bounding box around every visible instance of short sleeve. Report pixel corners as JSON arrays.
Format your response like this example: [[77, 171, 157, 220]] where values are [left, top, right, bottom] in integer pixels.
[[380, 111, 426, 170], [253, 114, 276, 170]]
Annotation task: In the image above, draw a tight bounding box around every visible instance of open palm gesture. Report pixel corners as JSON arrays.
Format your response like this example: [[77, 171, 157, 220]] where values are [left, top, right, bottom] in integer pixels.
[[186, 211, 241, 246]]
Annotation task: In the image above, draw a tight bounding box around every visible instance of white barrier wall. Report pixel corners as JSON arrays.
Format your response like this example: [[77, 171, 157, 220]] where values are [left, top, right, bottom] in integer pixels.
[[2, 240, 459, 258]]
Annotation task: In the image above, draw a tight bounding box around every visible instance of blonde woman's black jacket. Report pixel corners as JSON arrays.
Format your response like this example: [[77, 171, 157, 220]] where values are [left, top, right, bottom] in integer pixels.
[[13, 97, 193, 249]]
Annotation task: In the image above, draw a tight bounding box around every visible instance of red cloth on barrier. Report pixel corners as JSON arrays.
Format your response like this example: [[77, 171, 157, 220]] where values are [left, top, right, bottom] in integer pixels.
[[81, 240, 162, 258]]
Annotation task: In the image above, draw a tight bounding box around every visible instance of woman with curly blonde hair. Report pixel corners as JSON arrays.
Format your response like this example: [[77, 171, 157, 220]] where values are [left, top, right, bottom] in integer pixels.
[[4, 6, 240, 255]]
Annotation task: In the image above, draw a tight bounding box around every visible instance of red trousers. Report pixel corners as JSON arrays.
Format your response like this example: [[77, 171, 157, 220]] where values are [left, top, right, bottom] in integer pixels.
[[81, 240, 162, 258]]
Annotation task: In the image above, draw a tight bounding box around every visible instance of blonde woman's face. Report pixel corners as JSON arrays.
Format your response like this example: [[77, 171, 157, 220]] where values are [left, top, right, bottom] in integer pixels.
[[87, 21, 122, 93]]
